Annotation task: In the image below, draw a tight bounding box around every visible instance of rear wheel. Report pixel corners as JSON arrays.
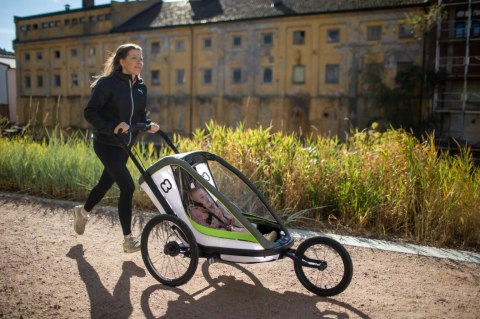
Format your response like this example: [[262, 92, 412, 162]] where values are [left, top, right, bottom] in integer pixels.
[[141, 214, 199, 286], [294, 236, 353, 296]]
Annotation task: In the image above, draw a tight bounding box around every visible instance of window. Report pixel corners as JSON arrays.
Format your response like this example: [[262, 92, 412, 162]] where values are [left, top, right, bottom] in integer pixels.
[[398, 24, 414, 39], [232, 68, 242, 84], [263, 33, 273, 45], [176, 40, 185, 52], [37, 75, 43, 88], [88, 47, 96, 57], [42, 22, 48, 29], [151, 70, 160, 86], [71, 48, 78, 57], [25, 76, 31, 88], [203, 69, 212, 84], [53, 74, 61, 87], [89, 15, 97, 22], [71, 73, 78, 87], [79, 17, 86, 23], [54, 50, 61, 59], [472, 20, 480, 37], [293, 30, 305, 45], [203, 38, 212, 49], [64, 19, 71, 25], [325, 64, 339, 84], [176, 69, 186, 85], [233, 36, 242, 48], [367, 26, 382, 41], [151, 42, 160, 54], [292, 65, 305, 84], [98, 14, 106, 21], [36, 52, 43, 61], [263, 67, 273, 83], [32, 24, 38, 30], [24, 53, 30, 61], [455, 21, 467, 38], [327, 29, 340, 43], [72, 18, 78, 25]]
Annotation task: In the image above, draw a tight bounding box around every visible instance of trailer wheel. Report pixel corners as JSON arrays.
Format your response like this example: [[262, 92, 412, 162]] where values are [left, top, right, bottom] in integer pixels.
[[141, 214, 199, 286], [294, 236, 353, 296]]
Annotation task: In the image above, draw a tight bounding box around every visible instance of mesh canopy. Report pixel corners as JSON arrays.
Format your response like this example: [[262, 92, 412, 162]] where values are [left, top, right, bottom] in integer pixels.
[[173, 155, 276, 228]]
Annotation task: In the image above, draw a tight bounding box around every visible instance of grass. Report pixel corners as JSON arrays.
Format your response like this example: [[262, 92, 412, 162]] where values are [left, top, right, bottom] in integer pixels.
[[1, 120, 479, 250]]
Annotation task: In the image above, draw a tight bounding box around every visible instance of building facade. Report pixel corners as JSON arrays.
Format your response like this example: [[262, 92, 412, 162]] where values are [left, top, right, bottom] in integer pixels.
[[14, 0, 428, 137], [428, 0, 480, 147]]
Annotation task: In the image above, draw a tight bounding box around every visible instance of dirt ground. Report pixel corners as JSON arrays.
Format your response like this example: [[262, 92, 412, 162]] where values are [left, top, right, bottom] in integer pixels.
[[0, 194, 479, 319]]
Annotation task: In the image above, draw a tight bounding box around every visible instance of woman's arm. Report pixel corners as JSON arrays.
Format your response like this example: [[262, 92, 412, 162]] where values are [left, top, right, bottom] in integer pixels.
[[84, 78, 116, 133]]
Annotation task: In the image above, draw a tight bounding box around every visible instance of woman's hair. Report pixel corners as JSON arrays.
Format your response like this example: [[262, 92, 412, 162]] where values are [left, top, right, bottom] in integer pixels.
[[90, 43, 142, 88]]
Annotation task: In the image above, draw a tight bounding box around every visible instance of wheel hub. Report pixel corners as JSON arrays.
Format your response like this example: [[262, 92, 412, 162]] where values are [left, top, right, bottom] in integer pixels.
[[318, 261, 327, 271], [164, 241, 181, 256]]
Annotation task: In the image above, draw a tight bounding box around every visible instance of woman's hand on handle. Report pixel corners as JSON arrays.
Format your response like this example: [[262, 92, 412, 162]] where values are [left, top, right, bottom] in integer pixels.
[[114, 122, 130, 135], [148, 122, 160, 134]]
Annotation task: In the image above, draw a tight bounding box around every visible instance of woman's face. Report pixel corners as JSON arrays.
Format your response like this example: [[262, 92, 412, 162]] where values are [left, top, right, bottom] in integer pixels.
[[120, 49, 143, 78]]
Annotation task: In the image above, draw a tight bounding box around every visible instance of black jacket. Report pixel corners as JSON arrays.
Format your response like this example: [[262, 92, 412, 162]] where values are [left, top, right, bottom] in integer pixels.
[[84, 71, 148, 146]]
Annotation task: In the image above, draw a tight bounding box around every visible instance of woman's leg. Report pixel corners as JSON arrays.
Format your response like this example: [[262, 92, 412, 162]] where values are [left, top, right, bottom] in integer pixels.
[[90, 142, 135, 236], [84, 168, 115, 212]]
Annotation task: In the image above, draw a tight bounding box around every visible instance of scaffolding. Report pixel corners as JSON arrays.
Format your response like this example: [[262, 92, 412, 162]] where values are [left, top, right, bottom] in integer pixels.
[[433, 0, 480, 146]]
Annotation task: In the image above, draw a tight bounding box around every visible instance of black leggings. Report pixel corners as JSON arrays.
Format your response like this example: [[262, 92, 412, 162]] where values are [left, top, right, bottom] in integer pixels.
[[84, 142, 135, 236]]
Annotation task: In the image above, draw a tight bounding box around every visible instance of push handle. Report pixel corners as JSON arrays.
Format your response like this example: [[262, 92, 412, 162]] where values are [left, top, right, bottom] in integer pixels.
[[116, 122, 179, 154]]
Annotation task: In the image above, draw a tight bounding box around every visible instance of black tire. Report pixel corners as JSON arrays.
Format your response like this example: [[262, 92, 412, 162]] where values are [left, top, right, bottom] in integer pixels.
[[141, 214, 199, 287], [294, 236, 353, 296]]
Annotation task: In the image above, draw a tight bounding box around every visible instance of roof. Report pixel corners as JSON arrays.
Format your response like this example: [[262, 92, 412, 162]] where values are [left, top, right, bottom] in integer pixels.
[[0, 57, 16, 69], [14, 4, 111, 22], [113, 0, 429, 32]]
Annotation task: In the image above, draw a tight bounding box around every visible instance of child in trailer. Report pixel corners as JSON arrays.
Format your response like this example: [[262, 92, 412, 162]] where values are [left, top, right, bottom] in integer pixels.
[[187, 187, 277, 241]]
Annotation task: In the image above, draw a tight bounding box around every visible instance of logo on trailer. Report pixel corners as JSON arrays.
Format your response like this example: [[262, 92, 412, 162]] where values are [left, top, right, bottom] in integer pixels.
[[202, 172, 211, 181], [160, 179, 172, 193]]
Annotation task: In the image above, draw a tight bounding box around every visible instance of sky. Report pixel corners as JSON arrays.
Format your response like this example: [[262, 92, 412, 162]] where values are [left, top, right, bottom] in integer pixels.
[[0, 0, 113, 53]]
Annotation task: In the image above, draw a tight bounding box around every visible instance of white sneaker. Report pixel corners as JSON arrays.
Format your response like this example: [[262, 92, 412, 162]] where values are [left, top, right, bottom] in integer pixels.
[[73, 205, 89, 235], [263, 230, 277, 242], [123, 234, 141, 253]]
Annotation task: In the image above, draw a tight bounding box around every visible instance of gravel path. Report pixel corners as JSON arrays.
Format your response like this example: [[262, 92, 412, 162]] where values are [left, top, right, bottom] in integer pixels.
[[0, 194, 479, 319]]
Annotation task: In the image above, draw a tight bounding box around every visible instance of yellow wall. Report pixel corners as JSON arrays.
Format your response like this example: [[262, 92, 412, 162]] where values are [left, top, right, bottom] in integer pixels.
[[14, 5, 425, 137]]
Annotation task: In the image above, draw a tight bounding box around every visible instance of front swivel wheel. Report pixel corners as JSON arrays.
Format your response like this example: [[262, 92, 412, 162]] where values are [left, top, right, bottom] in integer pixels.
[[294, 236, 353, 296]]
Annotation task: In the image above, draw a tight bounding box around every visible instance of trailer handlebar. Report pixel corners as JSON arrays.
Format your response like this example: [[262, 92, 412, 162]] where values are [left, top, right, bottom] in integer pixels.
[[116, 122, 179, 154]]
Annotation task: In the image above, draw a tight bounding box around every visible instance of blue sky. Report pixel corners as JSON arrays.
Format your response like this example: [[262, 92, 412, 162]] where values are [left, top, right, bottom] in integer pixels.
[[1, 0, 112, 52]]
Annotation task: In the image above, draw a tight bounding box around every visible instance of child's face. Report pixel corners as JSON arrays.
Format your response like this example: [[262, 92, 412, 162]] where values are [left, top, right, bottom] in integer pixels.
[[191, 188, 214, 209]]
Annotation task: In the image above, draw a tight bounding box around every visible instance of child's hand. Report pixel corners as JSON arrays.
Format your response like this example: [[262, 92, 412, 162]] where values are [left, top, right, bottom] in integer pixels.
[[226, 217, 235, 226]]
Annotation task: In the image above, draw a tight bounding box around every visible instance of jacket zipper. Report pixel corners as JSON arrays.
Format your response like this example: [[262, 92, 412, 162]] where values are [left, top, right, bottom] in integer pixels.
[[128, 79, 134, 146]]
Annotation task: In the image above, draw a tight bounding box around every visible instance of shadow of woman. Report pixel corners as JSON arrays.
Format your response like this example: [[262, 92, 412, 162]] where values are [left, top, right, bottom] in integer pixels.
[[140, 260, 369, 319], [66, 244, 145, 318]]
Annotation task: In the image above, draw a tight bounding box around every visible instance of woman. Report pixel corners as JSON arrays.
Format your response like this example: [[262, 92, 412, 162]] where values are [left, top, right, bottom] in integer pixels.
[[73, 43, 159, 253]]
